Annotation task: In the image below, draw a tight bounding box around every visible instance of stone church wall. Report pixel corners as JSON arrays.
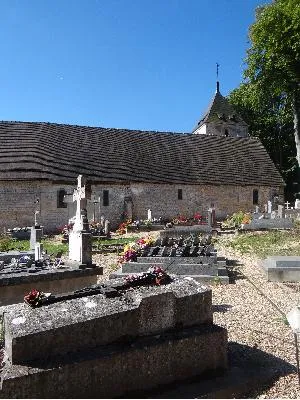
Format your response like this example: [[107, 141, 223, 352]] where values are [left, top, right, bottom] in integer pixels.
[[0, 180, 281, 233]]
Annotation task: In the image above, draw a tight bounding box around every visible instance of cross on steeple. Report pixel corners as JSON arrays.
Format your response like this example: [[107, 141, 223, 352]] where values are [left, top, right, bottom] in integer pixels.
[[216, 62, 220, 93]]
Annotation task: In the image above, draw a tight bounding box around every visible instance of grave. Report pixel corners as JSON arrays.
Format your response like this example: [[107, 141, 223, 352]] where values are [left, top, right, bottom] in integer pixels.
[[0, 175, 102, 306], [0, 276, 228, 398], [261, 256, 300, 282], [241, 199, 299, 231], [110, 235, 229, 284]]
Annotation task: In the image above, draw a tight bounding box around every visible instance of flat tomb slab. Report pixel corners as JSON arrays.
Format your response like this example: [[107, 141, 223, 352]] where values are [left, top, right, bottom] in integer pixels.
[[110, 269, 229, 285], [0, 250, 35, 263], [0, 265, 103, 306], [242, 219, 293, 230], [0, 324, 227, 399], [3, 277, 212, 364], [261, 256, 300, 282], [121, 262, 218, 275]]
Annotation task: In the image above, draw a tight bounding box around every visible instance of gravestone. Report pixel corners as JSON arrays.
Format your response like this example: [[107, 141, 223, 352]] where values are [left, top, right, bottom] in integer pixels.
[[267, 200, 272, 214], [1, 175, 102, 306], [295, 199, 300, 209], [100, 215, 105, 227], [147, 208, 152, 220], [278, 205, 285, 219], [0, 277, 228, 398], [104, 219, 110, 235], [261, 256, 300, 282], [111, 235, 228, 284]]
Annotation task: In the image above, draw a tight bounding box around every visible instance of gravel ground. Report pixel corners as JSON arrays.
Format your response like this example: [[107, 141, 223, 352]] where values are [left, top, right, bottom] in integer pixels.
[[213, 235, 300, 398]]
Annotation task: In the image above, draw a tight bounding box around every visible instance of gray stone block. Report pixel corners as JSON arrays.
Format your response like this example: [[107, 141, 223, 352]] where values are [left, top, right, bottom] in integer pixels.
[[0, 264, 103, 306], [242, 219, 293, 230], [261, 256, 300, 282], [3, 278, 212, 364], [0, 324, 227, 399]]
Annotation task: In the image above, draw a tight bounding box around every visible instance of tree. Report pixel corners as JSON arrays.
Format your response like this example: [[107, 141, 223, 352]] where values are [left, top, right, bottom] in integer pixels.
[[236, 0, 300, 197], [228, 83, 296, 199]]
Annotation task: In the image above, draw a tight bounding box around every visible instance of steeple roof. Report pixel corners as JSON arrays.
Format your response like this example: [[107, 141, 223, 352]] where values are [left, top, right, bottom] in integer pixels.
[[192, 82, 247, 132]]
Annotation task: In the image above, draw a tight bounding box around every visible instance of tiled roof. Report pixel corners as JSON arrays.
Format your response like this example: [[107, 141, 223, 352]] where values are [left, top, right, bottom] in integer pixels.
[[0, 121, 284, 186], [192, 89, 247, 132]]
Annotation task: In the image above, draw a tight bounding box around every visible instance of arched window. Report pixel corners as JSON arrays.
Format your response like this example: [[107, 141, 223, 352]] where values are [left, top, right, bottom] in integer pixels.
[[253, 189, 259, 205]]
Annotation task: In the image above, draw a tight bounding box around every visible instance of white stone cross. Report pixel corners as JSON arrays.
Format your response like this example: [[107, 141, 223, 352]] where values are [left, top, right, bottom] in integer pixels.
[[72, 175, 90, 231], [34, 210, 40, 226], [285, 201, 290, 210]]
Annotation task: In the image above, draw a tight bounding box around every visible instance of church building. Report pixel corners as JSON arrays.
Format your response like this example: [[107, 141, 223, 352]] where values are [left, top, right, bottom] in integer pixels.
[[0, 83, 284, 232]]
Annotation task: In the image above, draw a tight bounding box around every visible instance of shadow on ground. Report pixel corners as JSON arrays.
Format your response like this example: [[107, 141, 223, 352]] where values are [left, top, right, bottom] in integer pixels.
[[121, 341, 296, 399], [212, 304, 233, 313]]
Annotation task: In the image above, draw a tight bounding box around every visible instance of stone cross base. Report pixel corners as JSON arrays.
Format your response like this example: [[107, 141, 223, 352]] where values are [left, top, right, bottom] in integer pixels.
[[69, 231, 92, 265], [30, 227, 43, 250]]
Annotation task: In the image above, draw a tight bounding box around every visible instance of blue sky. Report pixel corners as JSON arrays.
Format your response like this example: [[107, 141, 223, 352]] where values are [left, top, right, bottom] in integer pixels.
[[0, 0, 268, 132]]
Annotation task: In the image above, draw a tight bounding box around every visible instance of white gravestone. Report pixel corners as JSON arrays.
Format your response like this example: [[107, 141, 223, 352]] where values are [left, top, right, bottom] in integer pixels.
[[267, 201, 272, 214], [147, 209, 152, 221], [295, 199, 300, 210]]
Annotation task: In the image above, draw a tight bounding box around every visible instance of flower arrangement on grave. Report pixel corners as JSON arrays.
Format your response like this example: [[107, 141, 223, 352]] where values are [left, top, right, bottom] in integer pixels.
[[136, 235, 154, 249], [119, 235, 154, 264], [241, 213, 252, 225], [125, 266, 172, 287], [60, 223, 74, 236], [116, 219, 132, 235], [222, 211, 252, 229], [119, 241, 138, 263], [193, 212, 203, 224], [24, 289, 52, 307], [172, 214, 189, 225]]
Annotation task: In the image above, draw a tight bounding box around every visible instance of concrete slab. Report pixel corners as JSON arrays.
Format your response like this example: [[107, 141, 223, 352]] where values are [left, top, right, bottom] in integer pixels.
[[261, 256, 300, 282]]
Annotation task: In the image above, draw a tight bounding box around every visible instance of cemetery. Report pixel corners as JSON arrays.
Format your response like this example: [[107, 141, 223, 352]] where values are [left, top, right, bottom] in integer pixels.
[[0, 174, 299, 398]]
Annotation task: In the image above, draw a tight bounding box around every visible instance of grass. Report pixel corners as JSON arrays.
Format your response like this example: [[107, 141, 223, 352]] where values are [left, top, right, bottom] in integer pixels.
[[0, 234, 140, 255], [220, 228, 300, 258]]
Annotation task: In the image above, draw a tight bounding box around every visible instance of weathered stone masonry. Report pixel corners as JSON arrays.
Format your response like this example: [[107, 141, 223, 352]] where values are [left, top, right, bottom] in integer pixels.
[[0, 180, 281, 232]]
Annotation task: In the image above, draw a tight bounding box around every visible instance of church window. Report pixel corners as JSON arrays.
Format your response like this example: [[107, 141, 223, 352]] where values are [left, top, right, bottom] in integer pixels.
[[57, 189, 67, 208], [178, 189, 183, 200], [103, 190, 109, 206], [253, 189, 259, 205]]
